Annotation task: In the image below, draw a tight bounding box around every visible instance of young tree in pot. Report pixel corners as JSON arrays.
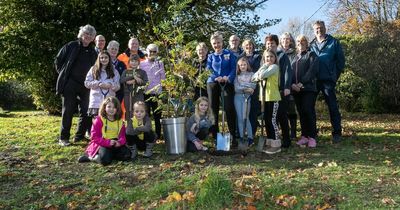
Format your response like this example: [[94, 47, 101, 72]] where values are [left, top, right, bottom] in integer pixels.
[[146, 1, 210, 154]]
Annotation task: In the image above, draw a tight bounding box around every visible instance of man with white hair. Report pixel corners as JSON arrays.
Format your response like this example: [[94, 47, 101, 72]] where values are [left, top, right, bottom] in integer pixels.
[[228, 35, 243, 57], [117, 37, 145, 68], [95, 35, 106, 54], [55, 24, 97, 146]]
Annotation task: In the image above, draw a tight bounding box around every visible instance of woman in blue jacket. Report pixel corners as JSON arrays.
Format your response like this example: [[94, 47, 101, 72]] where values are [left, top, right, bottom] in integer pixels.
[[207, 32, 237, 147]]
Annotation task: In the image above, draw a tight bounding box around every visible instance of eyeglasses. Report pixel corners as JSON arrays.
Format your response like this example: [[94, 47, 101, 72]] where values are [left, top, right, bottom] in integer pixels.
[[149, 50, 157, 53]]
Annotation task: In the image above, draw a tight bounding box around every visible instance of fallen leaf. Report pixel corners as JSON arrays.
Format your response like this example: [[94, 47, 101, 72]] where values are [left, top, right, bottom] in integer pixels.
[[327, 161, 337, 167], [67, 201, 78, 210], [164, 191, 182, 203], [245, 196, 254, 204], [37, 164, 48, 168], [247, 205, 257, 210], [182, 191, 195, 202], [159, 163, 172, 171], [198, 159, 206, 164], [316, 203, 332, 210], [382, 197, 396, 205], [44, 204, 59, 210], [253, 189, 263, 200], [137, 174, 148, 180], [275, 194, 297, 208]]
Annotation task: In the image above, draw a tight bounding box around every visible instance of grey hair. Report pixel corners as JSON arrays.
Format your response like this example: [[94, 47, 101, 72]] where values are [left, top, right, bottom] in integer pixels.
[[313, 20, 325, 27], [146, 43, 159, 53], [210, 31, 223, 43], [77, 24, 96, 39], [196, 42, 208, 51], [107, 40, 120, 49], [279, 32, 295, 49]]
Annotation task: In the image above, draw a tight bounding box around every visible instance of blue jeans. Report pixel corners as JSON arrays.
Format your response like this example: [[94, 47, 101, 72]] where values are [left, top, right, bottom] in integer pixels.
[[317, 80, 342, 136], [234, 93, 253, 140]]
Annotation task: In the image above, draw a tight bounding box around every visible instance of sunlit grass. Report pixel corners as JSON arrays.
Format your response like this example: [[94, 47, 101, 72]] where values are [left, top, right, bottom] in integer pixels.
[[0, 111, 399, 209]]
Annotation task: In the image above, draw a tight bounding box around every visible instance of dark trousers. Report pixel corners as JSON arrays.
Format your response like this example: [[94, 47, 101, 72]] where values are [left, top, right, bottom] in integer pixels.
[[98, 146, 130, 166], [249, 85, 261, 136], [317, 80, 342, 136], [277, 93, 290, 146], [264, 101, 280, 140], [207, 82, 236, 139], [60, 80, 91, 140], [187, 128, 209, 152], [293, 91, 317, 138], [126, 132, 156, 151], [194, 86, 208, 102], [144, 94, 162, 138]]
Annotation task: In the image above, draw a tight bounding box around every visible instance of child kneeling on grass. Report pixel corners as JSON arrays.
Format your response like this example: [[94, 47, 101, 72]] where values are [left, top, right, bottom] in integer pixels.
[[78, 96, 130, 165], [186, 97, 214, 152], [125, 101, 156, 160]]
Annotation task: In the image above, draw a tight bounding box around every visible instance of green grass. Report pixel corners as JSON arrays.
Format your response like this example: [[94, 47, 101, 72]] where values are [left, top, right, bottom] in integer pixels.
[[1, 111, 400, 209]]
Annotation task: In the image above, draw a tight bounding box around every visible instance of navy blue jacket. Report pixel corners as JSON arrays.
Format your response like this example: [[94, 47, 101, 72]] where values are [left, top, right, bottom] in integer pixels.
[[310, 34, 345, 82], [238, 51, 262, 73], [277, 50, 293, 91]]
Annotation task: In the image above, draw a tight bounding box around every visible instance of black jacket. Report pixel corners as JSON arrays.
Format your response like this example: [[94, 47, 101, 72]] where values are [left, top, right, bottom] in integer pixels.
[[291, 49, 319, 92], [238, 51, 262, 73], [54, 40, 97, 95]]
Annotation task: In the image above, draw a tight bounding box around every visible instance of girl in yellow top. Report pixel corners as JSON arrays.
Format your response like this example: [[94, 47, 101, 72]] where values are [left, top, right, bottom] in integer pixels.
[[252, 49, 281, 154]]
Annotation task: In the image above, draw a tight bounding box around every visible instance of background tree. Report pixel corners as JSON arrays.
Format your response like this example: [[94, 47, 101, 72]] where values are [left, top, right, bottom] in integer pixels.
[[327, 0, 400, 35], [325, 0, 400, 113], [0, 0, 279, 114], [278, 17, 315, 39]]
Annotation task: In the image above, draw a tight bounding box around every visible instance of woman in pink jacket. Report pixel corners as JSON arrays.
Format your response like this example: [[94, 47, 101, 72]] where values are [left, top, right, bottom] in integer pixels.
[[78, 96, 130, 165]]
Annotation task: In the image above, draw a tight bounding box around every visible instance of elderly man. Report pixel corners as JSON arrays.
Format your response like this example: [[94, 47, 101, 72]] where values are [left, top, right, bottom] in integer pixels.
[[117, 37, 145, 67], [55, 24, 98, 146], [95, 35, 106, 54], [309, 20, 345, 143], [227, 35, 243, 57]]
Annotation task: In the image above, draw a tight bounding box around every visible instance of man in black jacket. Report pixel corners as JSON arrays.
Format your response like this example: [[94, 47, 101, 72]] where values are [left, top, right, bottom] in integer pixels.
[[55, 24, 97, 146]]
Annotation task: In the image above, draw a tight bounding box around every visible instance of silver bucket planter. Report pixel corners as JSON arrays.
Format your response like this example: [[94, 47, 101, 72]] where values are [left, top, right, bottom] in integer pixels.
[[162, 117, 187, 155]]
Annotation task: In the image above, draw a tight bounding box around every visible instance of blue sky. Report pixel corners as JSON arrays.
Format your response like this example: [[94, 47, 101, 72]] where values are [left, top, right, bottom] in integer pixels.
[[255, 0, 330, 37]]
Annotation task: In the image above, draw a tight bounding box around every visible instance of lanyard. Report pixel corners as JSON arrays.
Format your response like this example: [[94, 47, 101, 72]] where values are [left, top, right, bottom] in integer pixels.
[[100, 88, 110, 99]]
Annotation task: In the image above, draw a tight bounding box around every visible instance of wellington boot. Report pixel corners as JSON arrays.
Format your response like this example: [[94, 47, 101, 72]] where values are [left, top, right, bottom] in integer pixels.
[[143, 143, 154, 157], [127, 145, 138, 160]]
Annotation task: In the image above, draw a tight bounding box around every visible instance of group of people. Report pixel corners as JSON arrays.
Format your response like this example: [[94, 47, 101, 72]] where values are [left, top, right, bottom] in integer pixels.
[[55, 20, 345, 165]]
